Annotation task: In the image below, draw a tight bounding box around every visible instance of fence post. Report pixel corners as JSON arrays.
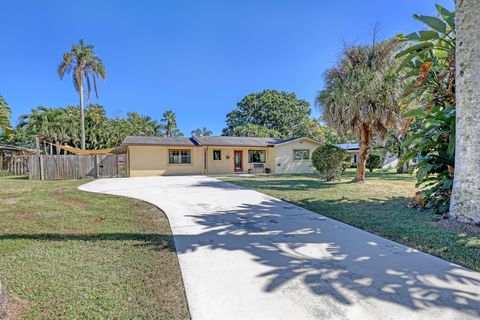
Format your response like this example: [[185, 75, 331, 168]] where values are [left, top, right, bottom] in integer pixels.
[[39, 155, 44, 180], [94, 155, 99, 178]]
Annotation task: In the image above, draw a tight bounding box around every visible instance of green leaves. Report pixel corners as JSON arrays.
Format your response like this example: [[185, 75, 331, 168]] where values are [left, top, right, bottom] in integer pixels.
[[413, 14, 446, 33], [435, 4, 455, 29], [0, 95, 12, 135]]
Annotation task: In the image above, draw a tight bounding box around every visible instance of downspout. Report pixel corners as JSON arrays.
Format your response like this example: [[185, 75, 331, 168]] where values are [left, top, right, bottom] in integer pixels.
[[204, 146, 208, 175]]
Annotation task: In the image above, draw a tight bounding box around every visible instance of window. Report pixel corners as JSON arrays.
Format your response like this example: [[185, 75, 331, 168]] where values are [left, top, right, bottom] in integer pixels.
[[293, 149, 309, 160], [169, 149, 191, 164], [213, 150, 221, 160], [248, 150, 266, 163]]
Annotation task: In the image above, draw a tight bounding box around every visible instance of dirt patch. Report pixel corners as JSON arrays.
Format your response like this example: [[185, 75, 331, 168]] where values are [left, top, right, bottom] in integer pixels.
[[4, 295, 29, 320], [3, 198, 17, 205]]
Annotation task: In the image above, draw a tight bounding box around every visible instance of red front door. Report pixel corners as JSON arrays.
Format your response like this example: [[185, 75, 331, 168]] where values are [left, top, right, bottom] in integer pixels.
[[234, 150, 243, 172]]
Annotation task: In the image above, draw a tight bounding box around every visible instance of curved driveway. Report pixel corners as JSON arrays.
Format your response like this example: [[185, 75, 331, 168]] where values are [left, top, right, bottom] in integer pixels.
[[80, 176, 480, 320]]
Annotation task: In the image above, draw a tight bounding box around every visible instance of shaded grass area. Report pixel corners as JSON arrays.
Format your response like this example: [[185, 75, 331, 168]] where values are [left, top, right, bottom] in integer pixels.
[[221, 169, 480, 271], [0, 176, 189, 320]]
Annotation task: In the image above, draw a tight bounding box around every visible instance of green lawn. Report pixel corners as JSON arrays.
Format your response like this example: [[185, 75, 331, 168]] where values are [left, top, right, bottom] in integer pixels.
[[0, 176, 189, 320], [221, 169, 480, 271]]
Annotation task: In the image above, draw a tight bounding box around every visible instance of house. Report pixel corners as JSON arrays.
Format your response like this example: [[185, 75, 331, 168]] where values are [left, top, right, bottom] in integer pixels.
[[0, 144, 36, 156], [338, 143, 359, 167], [123, 136, 321, 176]]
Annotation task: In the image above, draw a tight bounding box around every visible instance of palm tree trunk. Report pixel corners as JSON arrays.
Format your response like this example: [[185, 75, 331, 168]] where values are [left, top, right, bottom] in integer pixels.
[[354, 124, 370, 183], [79, 79, 86, 150], [450, 0, 480, 223]]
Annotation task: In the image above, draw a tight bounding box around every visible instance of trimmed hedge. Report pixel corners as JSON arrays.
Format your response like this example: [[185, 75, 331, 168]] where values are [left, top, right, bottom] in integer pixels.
[[312, 144, 349, 181]]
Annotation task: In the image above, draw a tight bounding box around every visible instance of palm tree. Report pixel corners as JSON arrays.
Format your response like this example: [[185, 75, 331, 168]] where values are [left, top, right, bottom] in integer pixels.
[[162, 110, 177, 137], [0, 95, 12, 135], [58, 39, 106, 150], [450, 0, 480, 223], [191, 127, 213, 136], [316, 38, 401, 182]]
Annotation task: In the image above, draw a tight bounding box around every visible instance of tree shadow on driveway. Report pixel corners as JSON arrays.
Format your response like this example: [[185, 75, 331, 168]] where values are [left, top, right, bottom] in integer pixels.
[[173, 195, 480, 317]]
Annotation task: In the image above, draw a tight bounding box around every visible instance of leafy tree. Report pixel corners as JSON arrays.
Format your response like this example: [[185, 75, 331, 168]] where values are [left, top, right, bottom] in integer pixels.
[[223, 90, 312, 138], [450, 0, 480, 223], [58, 39, 106, 150], [311, 144, 348, 181], [0, 95, 12, 135], [12, 105, 163, 152], [317, 38, 402, 183], [162, 110, 177, 137], [191, 127, 213, 137], [366, 154, 383, 172], [228, 124, 280, 138], [397, 4, 456, 214]]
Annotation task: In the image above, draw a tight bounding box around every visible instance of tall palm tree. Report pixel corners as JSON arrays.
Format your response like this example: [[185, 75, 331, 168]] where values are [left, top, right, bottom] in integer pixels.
[[450, 0, 480, 223], [191, 127, 212, 137], [162, 110, 177, 137], [58, 39, 106, 150], [0, 95, 12, 135], [317, 39, 401, 182]]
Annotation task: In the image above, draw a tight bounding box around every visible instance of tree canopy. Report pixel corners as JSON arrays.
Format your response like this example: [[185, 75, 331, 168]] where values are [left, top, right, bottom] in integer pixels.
[[58, 39, 106, 149], [317, 38, 402, 182], [222, 90, 312, 138]]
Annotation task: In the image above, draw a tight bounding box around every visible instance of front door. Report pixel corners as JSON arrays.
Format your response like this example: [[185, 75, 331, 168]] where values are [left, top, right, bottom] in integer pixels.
[[234, 150, 243, 172]]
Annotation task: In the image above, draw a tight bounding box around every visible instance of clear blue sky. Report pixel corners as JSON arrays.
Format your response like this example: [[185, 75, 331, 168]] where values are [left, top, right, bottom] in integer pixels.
[[1, 0, 453, 135]]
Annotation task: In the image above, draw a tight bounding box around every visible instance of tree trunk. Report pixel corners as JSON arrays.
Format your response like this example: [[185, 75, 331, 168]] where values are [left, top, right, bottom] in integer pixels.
[[354, 124, 371, 183], [450, 0, 480, 224], [79, 78, 86, 150]]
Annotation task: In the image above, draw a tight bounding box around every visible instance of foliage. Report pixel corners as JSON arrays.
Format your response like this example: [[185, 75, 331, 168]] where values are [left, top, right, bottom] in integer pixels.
[[317, 37, 402, 181], [162, 110, 183, 137], [223, 89, 313, 138], [398, 4, 456, 214], [228, 123, 280, 138], [342, 153, 353, 171], [7, 105, 164, 152], [311, 144, 348, 181], [366, 154, 383, 172], [0, 95, 12, 135], [191, 127, 212, 136], [58, 39, 106, 149]]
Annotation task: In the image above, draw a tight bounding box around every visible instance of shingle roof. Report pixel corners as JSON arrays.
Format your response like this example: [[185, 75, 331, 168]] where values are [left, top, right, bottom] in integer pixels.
[[191, 136, 283, 147], [122, 135, 320, 147], [123, 136, 198, 146]]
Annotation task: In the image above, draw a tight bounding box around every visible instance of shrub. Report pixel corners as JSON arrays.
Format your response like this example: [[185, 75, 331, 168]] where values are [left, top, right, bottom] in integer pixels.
[[342, 154, 353, 171], [311, 144, 348, 181], [366, 154, 383, 172]]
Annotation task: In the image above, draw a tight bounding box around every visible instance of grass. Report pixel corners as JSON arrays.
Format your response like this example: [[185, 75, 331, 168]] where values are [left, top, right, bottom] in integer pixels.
[[0, 176, 189, 320], [221, 169, 480, 272]]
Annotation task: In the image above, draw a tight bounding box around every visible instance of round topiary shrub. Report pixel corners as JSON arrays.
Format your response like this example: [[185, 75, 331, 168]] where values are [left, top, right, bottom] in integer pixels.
[[366, 154, 384, 172], [311, 144, 349, 181]]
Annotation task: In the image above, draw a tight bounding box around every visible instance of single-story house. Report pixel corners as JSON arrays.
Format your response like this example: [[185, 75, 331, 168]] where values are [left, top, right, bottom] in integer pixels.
[[123, 136, 322, 176], [337, 143, 359, 166]]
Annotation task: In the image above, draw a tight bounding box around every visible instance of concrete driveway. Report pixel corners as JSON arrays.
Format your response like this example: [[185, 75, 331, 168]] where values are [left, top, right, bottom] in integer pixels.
[[79, 176, 480, 320]]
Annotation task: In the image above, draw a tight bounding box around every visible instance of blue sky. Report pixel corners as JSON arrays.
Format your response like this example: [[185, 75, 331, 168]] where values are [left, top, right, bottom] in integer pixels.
[[1, 0, 453, 135]]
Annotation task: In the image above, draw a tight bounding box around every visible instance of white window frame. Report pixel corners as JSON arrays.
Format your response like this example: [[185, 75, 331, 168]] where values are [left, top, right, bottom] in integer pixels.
[[248, 150, 266, 163], [293, 149, 309, 161], [168, 149, 192, 164]]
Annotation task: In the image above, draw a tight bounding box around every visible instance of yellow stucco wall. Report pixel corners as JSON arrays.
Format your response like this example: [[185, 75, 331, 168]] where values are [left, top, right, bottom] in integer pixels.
[[205, 147, 275, 175], [274, 139, 321, 174], [128, 145, 204, 176]]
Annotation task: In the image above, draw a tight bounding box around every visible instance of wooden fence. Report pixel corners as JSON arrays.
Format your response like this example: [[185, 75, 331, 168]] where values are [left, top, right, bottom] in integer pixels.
[[0, 156, 29, 176], [28, 154, 126, 180]]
